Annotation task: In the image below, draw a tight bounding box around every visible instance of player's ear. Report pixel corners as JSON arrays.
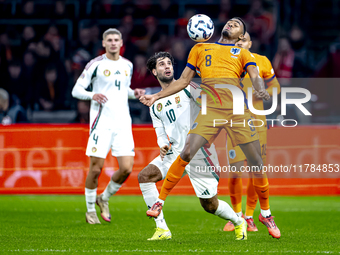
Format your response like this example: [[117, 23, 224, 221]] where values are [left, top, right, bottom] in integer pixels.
[[120, 39, 123, 47], [238, 34, 245, 41], [152, 69, 157, 77], [249, 40, 252, 49], [102, 40, 105, 48]]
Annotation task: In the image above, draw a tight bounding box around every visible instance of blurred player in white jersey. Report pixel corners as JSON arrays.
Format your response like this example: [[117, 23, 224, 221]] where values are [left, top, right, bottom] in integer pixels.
[[72, 28, 145, 224], [138, 52, 246, 241]]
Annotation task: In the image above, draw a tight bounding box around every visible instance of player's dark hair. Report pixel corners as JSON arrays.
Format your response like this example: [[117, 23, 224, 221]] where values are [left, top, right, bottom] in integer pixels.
[[233, 17, 247, 35], [146, 52, 174, 77]]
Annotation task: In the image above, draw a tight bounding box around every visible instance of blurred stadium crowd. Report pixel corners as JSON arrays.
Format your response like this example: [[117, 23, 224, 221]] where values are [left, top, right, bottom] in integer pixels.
[[0, 0, 339, 125]]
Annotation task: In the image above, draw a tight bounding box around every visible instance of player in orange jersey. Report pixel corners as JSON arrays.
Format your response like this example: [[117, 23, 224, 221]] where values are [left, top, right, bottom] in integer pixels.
[[140, 17, 270, 241], [223, 32, 281, 239]]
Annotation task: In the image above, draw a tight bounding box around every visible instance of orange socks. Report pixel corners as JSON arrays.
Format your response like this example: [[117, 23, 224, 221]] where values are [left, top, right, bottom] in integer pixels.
[[252, 174, 270, 210], [159, 155, 189, 201], [245, 177, 258, 217], [228, 177, 243, 213]]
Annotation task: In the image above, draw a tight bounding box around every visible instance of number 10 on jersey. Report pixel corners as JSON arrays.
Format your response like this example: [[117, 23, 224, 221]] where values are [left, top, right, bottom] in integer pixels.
[[166, 109, 176, 123]]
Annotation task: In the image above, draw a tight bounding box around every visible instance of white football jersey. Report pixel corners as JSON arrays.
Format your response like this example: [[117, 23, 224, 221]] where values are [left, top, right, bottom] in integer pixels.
[[72, 54, 134, 131], [150, 82, 214, 159]]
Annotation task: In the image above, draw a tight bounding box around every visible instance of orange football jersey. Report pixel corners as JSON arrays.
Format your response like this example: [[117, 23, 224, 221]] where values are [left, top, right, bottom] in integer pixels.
[[241, 53, 281, 131], [187, 42, 256, 109]]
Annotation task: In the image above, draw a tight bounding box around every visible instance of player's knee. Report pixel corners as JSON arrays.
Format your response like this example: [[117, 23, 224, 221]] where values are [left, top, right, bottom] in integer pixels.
[[180, 147, 191, 162], [249, 156, 263, 169], [200, 198, 218, 214], [202, 202, 217, 214], [120, 166, 133, 177], [137, 171, 147, 183], [229, 177, 239, 185], [90, 165, 102, 178]]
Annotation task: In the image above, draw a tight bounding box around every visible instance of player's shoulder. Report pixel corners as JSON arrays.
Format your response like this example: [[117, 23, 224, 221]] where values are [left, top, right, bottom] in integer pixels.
[[238, 47, 253, 55], [150, 98, 166, 117], [119, 56, 133, 68], [192, 42, 215, 50], [85, 54, 105, 71], [253, 53, 272, 69], [253, 53, 270, 62]]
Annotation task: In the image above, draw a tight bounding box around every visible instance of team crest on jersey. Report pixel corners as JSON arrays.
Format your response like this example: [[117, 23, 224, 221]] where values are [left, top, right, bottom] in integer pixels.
[[125, 70, 128, 76], [157, 103, 162, 112], [104, 69, 111, 76], [229, 149, 236, 159], [92, 147, 97, 153], [191, 122, 198, 130], [175, 95, 180, 104], [230, 48, 241, 55], [80, 73, 85, 79]]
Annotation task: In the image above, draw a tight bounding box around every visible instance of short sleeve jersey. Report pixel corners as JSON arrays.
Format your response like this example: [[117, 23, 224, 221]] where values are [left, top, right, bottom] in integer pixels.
[[149, 82, 214, 159], [186, 42, 256, 109]]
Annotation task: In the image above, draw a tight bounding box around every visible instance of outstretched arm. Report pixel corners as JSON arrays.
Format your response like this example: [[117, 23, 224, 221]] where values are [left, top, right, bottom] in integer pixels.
[[247, 66, 270, 100], [140, 67, 196, 106]]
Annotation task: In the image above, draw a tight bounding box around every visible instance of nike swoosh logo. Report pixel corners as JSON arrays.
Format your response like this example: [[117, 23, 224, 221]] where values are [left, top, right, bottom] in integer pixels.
[[166, 178, 174, 183], [261, 189, 268, 193], [251, 133, 256, 137], [158, 234, 163, 238], [205, 49, 212, 51]]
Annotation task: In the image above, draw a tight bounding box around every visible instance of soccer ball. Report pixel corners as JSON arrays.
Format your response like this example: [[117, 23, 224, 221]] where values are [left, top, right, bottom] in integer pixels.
[[187, 14, 214, 42]]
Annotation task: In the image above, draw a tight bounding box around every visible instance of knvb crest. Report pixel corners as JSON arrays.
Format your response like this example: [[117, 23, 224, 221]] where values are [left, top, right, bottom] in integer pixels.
[[230, 47, 241, 55]]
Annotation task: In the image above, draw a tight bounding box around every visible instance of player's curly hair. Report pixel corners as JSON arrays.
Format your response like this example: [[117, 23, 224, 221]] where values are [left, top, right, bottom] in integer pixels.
[[146, 52, 175, 77]]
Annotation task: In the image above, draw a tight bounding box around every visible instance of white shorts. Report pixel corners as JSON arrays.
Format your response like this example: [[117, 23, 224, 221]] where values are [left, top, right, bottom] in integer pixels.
[[86, 127, 135, 158], [149, 150, 219, 199]]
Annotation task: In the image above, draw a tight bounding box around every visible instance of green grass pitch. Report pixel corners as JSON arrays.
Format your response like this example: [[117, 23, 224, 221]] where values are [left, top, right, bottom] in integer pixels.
[[0, 195, 339, 254]]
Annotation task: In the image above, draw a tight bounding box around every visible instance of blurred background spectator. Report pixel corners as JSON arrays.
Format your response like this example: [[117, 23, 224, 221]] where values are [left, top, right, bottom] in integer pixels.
[[0, 88, 28, 124], [35, 63, 67, 111], [72, 100, 90, 124]]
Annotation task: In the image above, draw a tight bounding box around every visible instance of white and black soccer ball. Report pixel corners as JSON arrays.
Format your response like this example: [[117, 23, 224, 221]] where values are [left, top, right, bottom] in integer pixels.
[[187, 14, 214, 42]]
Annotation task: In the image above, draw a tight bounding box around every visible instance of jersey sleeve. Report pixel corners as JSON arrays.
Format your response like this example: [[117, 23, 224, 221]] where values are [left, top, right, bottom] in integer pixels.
[[150, 104, 163, 128], [240, 49, 257, 71], [187, 82, 201, 101], [155, 127, 169, 148], [262, 56, 281, 96], [186, 45, 199, 72], [149, 104, 168, 148], [71, 63, 96, 100], [126, 62, 136, 99]]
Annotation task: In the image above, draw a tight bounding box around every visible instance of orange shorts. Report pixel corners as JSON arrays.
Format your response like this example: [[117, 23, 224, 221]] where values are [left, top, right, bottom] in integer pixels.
[[227, 129, 267, 164], [189, 107, 259, 147]]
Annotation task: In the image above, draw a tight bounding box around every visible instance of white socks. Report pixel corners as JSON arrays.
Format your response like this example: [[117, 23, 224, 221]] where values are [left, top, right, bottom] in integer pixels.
[[85, 188, 97, 212], [214, 199, 243, 226], [235, 211, 243, 217], [261, 209, 271, 218], [102, 180, 122, 201], [85, 181, 122, 213], [140, 182, 169, 230], [156, 198, 165, 206]]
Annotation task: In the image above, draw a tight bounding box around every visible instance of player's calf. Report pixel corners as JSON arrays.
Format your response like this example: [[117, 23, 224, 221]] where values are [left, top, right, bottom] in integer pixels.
[[200, 197, 219, 214]]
